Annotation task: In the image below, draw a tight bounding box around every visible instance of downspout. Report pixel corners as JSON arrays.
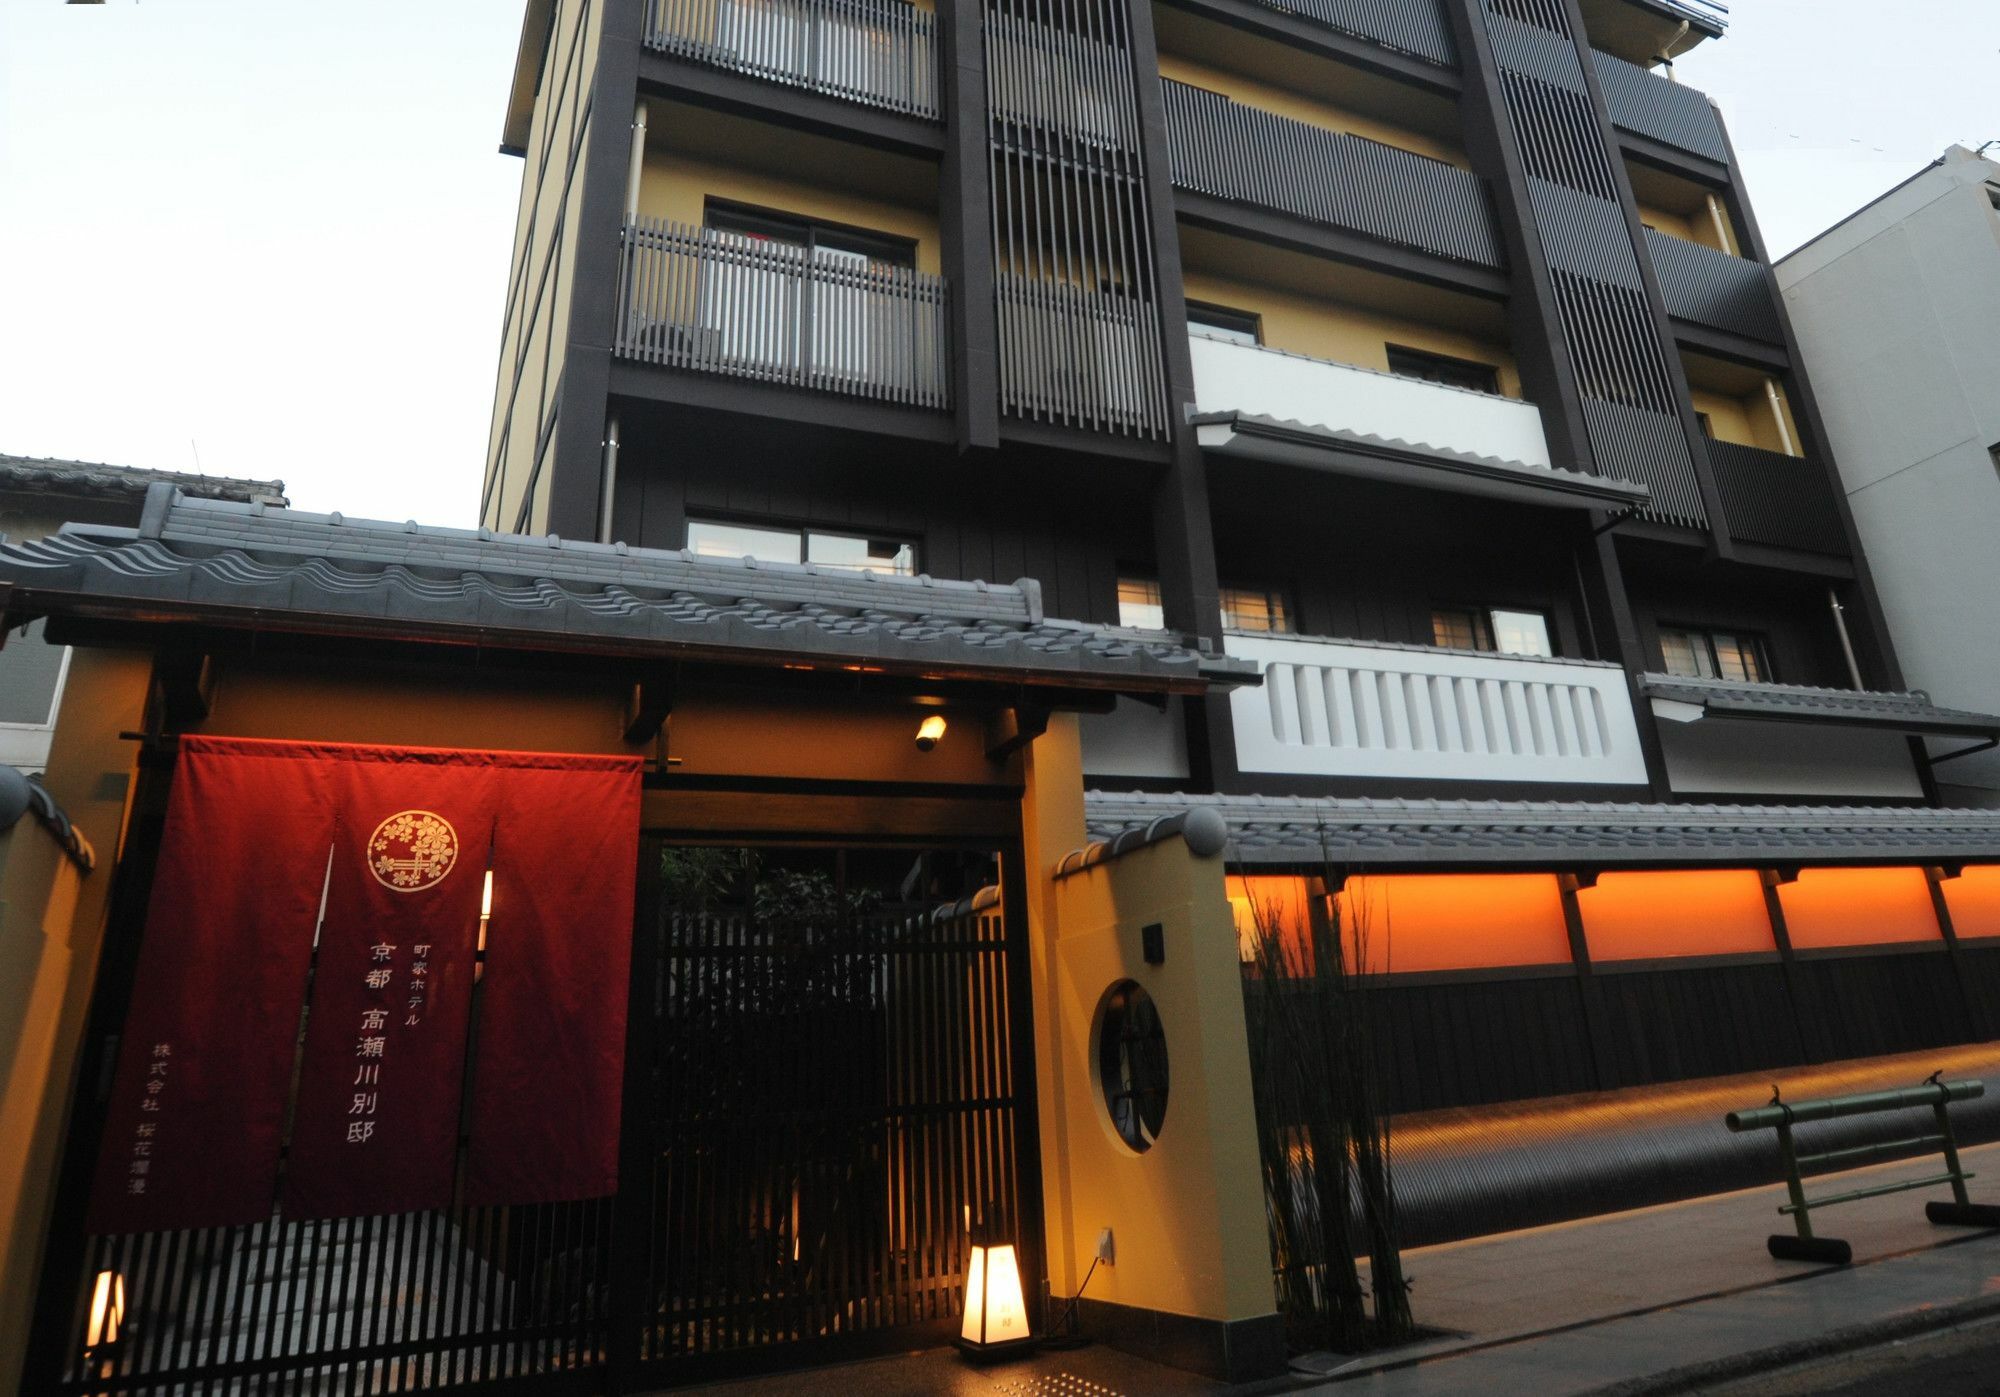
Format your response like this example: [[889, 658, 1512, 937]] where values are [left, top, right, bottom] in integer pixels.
[[626, 102, 648, 223], [1764, 379, 1799, 456], [1828, 588, 1865, 690], [600, 416, 621, 545], [1657, 20, 1689, 77]]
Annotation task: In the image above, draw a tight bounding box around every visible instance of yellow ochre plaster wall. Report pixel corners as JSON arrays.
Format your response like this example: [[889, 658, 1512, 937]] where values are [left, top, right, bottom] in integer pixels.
[[1182, 268, 1524, 398], [0, 649, 152, 1397], [1022, 717, 1275, 1329]]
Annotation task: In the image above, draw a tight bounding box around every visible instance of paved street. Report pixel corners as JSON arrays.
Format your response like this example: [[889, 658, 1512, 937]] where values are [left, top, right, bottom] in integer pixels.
[[1704, 1312, 2000, 1396]]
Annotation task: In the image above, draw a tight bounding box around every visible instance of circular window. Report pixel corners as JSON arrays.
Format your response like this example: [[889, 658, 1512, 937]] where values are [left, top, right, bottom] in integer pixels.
[[1097, 981, 1169, 1152]]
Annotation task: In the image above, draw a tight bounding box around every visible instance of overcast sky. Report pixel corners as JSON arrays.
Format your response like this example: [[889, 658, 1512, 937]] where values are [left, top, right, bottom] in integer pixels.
[[1, 2, 1994, 525]]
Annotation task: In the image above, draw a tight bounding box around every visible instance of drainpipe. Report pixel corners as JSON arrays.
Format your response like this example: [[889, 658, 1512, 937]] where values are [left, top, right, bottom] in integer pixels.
[[1657, 20, 1689, 77], [1764, 379, 1798, 456], [1829, 588, 1865, 690], [626, 102, 648, 223], [600, 417, 621, 545]]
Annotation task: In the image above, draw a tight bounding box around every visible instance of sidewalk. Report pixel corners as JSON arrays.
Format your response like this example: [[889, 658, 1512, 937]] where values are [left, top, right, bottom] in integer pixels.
[[1316, 1139, 2000, 1394]]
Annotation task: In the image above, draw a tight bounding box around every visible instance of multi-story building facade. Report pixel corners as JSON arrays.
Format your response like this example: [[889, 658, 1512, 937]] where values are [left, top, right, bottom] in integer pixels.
[[1779, 145, 2000, 808]]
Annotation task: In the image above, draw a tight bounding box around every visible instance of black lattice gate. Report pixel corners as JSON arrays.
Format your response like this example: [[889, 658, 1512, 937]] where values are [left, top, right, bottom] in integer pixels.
[[27, 837, 1038, 1395]]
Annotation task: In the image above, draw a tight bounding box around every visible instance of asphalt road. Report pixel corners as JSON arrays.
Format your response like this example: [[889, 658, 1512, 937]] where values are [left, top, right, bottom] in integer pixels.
[[1700, 1312, 2000, 1396]]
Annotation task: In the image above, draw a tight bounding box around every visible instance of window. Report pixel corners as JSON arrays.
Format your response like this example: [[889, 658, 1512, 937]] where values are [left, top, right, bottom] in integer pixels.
[[1659, 625, 1770, 682], [1116, 577, 1166, 630], [1220, 585, 1291, 634], [687, 519, 918, 576], [1098, 981, 1168, 1153], [1185, 301, 1261, 346], [1385, 345, 1501, 396], [1431, 606, 1554, 657], [1119, 576, 1293, 632]]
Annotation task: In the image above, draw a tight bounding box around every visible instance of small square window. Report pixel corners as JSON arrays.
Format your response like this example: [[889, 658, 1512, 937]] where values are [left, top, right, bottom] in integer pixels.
[[688, 518, 917, 576], [1433, 606, 1553, 657], [1660, 624, 1770, 682], [1386, 345, 1501, 396], [1117, 577, 1166, 630], [1221, 586, 1291, 634], [1186, 302, 1261, 346]]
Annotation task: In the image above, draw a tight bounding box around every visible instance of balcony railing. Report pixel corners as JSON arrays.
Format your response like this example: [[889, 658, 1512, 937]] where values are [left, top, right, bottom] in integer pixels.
[[1645, 228, 1781, 343], [985, 11, 1140, 150], [1188, 333, 1553, 467], [1707, 440, 1849, 556], [615, 218, 952, 410], [997, 275, 1170, 437], [1591, 48, 1729, 164], [1161, 80, 1502, 269], [1225, 633, 1650, 784], [1253, 0, 1457, 66], [645, 0, 939, 120]]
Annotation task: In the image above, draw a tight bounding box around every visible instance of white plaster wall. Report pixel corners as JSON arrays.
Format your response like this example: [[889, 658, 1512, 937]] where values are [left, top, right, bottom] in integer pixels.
[[1187, 333, 1553, 467], [1079, 697, 1191, 780], [1780, 151, 2000, 800], [1657, 721, 1925, 799]]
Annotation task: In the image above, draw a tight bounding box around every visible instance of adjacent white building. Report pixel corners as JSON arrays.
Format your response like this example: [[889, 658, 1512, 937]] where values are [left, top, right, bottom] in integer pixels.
[[1778, 146, 2000, 805]]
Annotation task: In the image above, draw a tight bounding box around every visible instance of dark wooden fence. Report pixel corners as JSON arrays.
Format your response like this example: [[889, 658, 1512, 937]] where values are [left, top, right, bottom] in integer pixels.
[[1707, 438, 1851, 556], [1592, 47, 1731, 165], [1645, 227, 1782, 342]]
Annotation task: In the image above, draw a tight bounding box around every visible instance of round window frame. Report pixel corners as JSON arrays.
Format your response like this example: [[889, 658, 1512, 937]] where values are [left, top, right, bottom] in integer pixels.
[[1095, 979, 1169, 1154]]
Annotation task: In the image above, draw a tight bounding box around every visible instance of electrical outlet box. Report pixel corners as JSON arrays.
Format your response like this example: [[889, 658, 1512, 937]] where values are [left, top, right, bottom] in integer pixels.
[[1096, 1228, 1115, 1265]]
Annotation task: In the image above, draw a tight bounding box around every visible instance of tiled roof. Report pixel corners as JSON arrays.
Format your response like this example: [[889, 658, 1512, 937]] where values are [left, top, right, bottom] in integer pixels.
[[0, 488, 1256, 692], [1641, 674, 2000, 739], [1083, 790, 2000, 869], [0, 454, 286, 506], [1191, 412, 1653, 511]]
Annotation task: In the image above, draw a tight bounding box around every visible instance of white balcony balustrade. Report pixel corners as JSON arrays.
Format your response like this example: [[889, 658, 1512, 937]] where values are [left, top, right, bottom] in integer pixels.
[[1225, 633, 1649, 785], [1188, 333, 1554, 469]]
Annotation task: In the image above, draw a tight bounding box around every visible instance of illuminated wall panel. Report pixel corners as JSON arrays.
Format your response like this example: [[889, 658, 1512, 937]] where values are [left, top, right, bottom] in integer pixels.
[[1777, 867, 1943, 950], [1941, 865, 2000, 941], [1578, 870, 1774, 962], [1339, 874, 1572, 975]]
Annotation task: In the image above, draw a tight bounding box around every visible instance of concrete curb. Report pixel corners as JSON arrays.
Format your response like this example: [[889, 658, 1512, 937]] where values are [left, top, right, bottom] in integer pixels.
[[1587, 1290, 2000, 1395]]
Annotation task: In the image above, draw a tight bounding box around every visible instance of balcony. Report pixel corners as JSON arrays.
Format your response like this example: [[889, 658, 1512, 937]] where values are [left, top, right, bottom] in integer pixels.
[[1644, 228, 1781, 343], [614, 218, 951, 410], [1225, 633, 1649, 785], [1188, 333, 1652, 510], [644, 0, 939, 120], [1252, 0, 1458, 67], [1591, 49, 1729, 165], [1161, 80, 1503, 270], [1706, 440, 1849, 556]]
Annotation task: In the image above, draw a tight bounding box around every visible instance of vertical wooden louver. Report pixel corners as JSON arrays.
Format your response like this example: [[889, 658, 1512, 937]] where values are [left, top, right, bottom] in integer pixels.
[[1478, 0, 1706, 529], [984, 0, 1171, 438]]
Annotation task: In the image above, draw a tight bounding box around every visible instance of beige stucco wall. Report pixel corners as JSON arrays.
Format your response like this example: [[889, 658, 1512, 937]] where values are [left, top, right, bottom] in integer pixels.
[[1182, 268, 1523, 398], [1690, 379, 1800, 455], [1023, 717, 1274, 1326], [0, 648, 152, 1397], [1158, 53, 1469, 170]]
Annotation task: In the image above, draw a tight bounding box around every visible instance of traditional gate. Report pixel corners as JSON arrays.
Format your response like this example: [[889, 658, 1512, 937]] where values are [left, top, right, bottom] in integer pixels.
[[25, 830, 1039, 1395]]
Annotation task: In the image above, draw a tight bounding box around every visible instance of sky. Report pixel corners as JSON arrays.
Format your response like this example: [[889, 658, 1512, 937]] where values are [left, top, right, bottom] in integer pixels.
[[1, 1, 1995, 526]]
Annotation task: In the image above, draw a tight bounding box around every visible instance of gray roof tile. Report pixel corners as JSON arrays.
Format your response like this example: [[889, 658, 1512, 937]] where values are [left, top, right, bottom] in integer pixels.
[[0, 454, 286, 506], [1641, 673, 2000, 738]]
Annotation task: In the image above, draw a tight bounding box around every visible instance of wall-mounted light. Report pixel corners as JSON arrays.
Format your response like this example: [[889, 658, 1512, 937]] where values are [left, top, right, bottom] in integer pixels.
[[959, 1216, 1033, 1359], [915, 715, 948, 752], [86, 1269, 125, 1351]]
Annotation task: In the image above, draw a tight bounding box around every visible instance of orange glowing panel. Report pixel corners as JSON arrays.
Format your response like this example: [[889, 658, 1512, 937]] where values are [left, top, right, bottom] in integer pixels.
[[1776, 867, 1943, 950], [1579, 871, 1776, 962], [1230, 876, 1317, 964], [1941, 866, 2000, 942], [1335, 874, 1572, 975]]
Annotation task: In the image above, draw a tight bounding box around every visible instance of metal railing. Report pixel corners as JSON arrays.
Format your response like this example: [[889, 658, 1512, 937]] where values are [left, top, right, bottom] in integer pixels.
[[1645, 228, 1781, 342], [995, 274, 1169, 437], [1591, 48, 1730, 164], [1581, 398, 1706, 529], [1161, 79, 1503, 268], [1706, 438, 1849, 556], [1254, 0, 1457, 66], [984, 9, 1141, 150], [615, 218, 952, 410], [645, 0, 939, 119], [1726, 1078, 1995, 1265]]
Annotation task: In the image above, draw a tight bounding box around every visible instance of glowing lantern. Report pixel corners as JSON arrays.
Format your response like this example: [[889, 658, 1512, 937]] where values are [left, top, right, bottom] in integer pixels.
[[959, 1220, 1033, 1358], [86, 1270, 125, 1350]]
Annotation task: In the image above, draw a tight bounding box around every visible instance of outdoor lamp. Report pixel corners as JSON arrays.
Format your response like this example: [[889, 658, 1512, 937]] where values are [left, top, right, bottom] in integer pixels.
[[959, 1217, 1033, 1358], [915, 714, 948, 752], [86, 1269, 125, 1351]]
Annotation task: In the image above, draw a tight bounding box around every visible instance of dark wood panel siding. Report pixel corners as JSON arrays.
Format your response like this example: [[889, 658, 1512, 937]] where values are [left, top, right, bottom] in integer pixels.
[[1619, 548, 1855, 688], [1800, 952, 1975, 1061], [1960, 944, 2000, 1039], [611, 409, 1147, 623], [1367, 976, 1597, 1114], [1596, 962, 1802, 1087]]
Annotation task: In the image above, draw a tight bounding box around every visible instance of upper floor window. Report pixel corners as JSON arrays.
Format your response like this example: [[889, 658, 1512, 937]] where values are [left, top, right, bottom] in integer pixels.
[[1117, 576, 1292, 633], [1659, 625, 1769, 682], [687, 518, 918, 576], [1385, 345, 1501, 396], [1186, 301, 1262, 346], [1221, 585, 1291, 634], [705, 203, 916, 269], [1432, 606, 1554, 657]]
